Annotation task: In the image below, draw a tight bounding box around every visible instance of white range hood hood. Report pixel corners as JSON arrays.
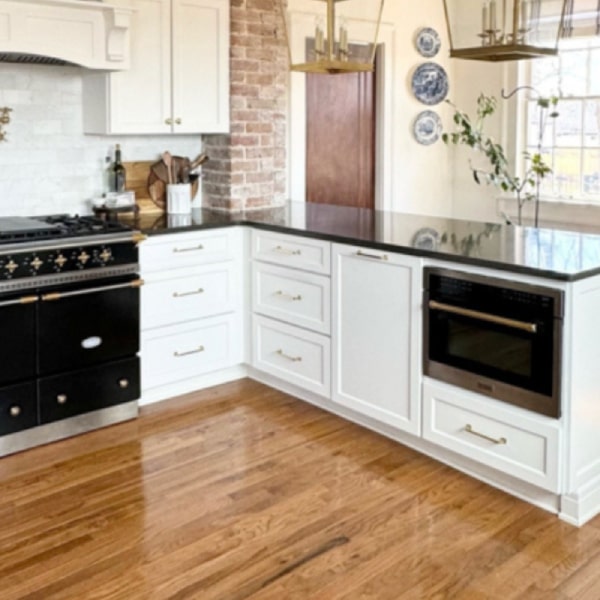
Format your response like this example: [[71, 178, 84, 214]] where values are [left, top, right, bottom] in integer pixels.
[[0, 0, 132, 69]]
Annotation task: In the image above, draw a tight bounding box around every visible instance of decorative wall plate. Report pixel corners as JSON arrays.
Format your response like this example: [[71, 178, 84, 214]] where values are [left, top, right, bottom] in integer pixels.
[[411, 62, 449, 106], [413, 110, 442, 145], [415, 27, 441, 58]]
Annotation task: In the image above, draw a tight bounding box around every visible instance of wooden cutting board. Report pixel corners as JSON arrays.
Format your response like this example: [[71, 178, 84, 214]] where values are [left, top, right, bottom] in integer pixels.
[[123, 160, 164, 214]]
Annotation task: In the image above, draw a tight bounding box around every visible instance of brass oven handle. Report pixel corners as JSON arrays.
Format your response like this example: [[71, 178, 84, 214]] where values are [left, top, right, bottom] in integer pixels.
[[41, 279, 144, 301], [173, 244, 204, 253], [0, 296, 39, 307], [356, 250, 388, 261], [273, 245, 301, 256], [174, 346, 205, 357], [465, 424, 507, 445], [276, 349, 302, 362], [173, 288, 204, 298], [274, 290, 302, 301], [428, 300, 537, 334]]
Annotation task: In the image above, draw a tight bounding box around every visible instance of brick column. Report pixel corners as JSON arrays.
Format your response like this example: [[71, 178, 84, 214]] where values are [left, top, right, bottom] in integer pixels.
[[203, 0, 288, 211]]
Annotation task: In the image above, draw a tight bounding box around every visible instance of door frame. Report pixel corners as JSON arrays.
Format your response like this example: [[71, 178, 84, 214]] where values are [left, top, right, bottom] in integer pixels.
[[285, 11, 395, 212]]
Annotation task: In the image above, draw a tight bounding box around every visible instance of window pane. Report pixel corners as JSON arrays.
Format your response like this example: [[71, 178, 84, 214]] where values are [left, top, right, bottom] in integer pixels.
[[531, 56, 560, 96], [590, 48, 600, 95], [558, 50, 588, 96], [582, 150, 600, 197], [584, 100, 600, 147], [527, 101, 554, 147], [554, 101, 583, 147], [552, 149, 580, 197]]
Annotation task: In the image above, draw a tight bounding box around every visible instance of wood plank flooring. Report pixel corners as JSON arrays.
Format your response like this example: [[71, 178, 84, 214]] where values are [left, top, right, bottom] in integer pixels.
[[2, 378, 600, 599]]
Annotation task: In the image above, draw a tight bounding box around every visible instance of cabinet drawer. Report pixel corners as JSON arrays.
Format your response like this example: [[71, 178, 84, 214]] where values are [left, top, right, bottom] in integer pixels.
[[141, 228, 238, 273], [39, 358, 140, 425], [252, 315, 330, 397], [252, 230, 331, 275], [0, 382, 37, 436], [142, 314, 241, 390], [252, 263, 330, 334], [422, 380, 560, 492], [142, 263, 237, 329]]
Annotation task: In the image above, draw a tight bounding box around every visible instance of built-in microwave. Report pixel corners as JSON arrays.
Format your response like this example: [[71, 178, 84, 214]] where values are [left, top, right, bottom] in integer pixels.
[[423, 267, 564, 418]]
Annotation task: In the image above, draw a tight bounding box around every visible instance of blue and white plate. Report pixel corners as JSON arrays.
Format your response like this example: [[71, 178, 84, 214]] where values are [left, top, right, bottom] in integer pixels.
[[415, 27, 441, 58], [413, 110, 442, 145], [411, 62, 449, 106]]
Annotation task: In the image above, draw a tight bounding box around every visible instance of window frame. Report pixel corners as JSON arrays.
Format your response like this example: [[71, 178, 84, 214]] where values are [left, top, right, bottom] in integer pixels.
[[520, 37, 600, 204]]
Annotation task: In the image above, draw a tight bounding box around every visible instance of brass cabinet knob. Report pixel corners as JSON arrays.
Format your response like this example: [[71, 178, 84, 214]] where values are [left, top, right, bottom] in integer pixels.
[[9, 405, 21, 417], [175, 118, 182, 125], [57, 394, 68, 405], [119, 378, 129, 389], [165, 118, 173, 125]]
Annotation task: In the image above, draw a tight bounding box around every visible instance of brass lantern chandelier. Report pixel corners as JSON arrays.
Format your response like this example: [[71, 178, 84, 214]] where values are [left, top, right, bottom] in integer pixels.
[[278, 0, 385, 74], [443, 0, 568, 61]]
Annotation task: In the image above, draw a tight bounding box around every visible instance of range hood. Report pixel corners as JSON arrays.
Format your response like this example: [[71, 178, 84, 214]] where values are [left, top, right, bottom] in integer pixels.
[[0, 0, 132, 70]]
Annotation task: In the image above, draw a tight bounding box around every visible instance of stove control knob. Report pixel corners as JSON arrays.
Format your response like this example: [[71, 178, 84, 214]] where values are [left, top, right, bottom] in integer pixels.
[[30, 256, 43, 271], [54, 254, 67, 268], [9, 405, 21, 417], [77, 251, 91, 266], [57, 394, 68, 405], [5, 259, 18, 274], [99, 248, 112, 263]]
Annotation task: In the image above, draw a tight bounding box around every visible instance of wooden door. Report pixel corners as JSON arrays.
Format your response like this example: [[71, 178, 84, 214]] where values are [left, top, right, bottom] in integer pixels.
[[306, 48, 376, 209]]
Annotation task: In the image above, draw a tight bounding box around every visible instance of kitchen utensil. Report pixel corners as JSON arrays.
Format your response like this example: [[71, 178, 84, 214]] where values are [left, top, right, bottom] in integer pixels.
[[162, 151, 173, 184], [190, 153, 208, 169]]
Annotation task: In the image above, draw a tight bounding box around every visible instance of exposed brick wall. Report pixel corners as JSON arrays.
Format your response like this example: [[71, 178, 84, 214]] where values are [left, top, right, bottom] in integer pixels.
[[203, 0, 288, 211]]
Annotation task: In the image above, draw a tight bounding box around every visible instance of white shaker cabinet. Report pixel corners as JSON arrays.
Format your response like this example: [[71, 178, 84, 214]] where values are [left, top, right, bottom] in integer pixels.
[[139, 228, 243, 404], [83, 0, 229, 134], [332, 244, 422, 435]]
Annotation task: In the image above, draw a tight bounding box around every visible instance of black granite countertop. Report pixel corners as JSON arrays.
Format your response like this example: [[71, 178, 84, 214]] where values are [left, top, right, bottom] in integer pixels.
[[123, 202, 600, 282]]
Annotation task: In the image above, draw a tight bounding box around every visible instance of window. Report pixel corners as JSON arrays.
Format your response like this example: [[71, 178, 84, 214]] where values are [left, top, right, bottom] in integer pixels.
[[524, 37, 600, 202]]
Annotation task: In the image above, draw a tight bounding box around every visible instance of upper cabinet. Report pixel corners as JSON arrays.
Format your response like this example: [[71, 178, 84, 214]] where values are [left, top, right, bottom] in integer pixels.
[[83, 0, 230, 135]]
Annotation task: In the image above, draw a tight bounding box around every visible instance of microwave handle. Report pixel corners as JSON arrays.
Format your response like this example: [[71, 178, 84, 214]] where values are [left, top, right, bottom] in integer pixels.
[[428, 300, 537, 334]]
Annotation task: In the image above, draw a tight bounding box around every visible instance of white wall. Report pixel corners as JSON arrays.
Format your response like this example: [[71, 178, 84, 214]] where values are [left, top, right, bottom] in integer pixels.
[[0, 63, 202, 217]]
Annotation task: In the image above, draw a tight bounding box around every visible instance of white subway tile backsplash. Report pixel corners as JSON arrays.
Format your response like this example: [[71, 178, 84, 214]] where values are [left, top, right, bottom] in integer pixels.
[[0, 63, 203, 217]]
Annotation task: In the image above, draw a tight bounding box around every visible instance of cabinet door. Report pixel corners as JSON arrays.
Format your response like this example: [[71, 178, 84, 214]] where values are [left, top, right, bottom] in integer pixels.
[[332, 244, 422, 434], [172, 0, 230, 133], [83, 0, 171, 134]]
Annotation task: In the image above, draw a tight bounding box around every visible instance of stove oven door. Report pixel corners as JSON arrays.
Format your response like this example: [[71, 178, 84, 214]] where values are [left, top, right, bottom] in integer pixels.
[[37, 274, 141, 376], [0, 292, 37, 386]]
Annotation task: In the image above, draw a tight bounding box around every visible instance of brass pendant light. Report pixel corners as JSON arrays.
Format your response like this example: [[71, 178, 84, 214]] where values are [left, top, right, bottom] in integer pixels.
[[443, 0, 568, 61], [278, 0, 385, 74]]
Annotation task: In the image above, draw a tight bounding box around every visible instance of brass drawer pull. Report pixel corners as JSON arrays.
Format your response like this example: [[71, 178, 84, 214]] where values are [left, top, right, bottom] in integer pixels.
[[173, 244, 204, 253], [119, 379, 129, 389], [273, 245, 301, 256], [57, 394, 68, 405], [9, 405, 21, 417], [356, 250, 388, 261], [464, 424, 507, 445], [274, 290, 302, 301], [174, 346, 205, 358], [173, 288, 204, 298], [429, 300, 537, 334], [276, 349, 302, 362]]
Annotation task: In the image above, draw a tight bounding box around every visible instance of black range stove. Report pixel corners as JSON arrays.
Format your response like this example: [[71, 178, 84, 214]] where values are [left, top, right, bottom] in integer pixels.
[[0, 214, 144, 458], [0, 214, 142, 290]]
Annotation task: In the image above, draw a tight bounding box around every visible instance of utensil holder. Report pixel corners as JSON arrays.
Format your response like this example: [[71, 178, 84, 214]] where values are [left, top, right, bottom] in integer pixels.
[[167, 183, 191, 215]]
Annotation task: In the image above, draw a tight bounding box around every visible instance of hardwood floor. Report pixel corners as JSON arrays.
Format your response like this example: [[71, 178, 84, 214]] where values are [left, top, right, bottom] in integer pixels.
[[2, 379, 600, 599]]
